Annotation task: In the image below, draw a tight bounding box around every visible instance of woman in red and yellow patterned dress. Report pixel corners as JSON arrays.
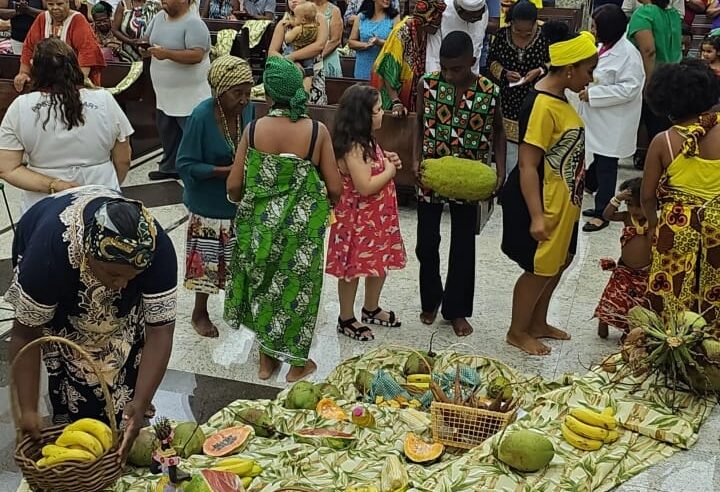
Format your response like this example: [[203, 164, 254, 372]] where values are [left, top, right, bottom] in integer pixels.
[[326, 85, 406, 341], [641, 59, 720, 325]]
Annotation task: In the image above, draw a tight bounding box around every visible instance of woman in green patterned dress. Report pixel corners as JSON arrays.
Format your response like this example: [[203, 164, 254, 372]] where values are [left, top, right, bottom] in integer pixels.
[[225, 56, 341, 382]]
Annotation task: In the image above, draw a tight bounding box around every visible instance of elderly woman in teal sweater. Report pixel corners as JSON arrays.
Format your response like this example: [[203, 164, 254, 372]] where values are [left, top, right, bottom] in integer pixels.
[[177, 55, 255, 338]]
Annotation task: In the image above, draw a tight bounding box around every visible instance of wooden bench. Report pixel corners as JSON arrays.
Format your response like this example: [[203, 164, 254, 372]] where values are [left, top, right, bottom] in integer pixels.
[[325, 76, 368, 104], [538, 6, 584, 32], [203, 18, 274, 79], [0, 55, 160, 159]]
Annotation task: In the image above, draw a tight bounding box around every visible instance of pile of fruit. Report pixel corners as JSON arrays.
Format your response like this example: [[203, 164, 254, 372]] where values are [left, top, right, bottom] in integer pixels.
[[129, 421, 206, 467], [560, 407, 619, 451], [36, 418, 112, 468]]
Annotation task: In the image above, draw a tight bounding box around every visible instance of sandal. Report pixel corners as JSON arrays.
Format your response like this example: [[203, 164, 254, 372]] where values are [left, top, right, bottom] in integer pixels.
[[337, 317, 374, 341], [582, 220, 609, 233], [361, 307, 401, 328]]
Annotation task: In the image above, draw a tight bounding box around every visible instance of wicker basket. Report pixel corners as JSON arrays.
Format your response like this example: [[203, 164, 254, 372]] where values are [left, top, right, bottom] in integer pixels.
[[12, 336, 123, 492], [430, 401, 517, 450]]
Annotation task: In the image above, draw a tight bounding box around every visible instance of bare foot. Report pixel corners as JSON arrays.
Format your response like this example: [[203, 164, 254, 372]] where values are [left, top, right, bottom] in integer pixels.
[[530, 323, 571, 340], [258, 353, 280, 380], [191, 312, 219, 338], [286, 359, 317, 382], [506, 330, 551, 355], [598, 321, 609, 339], [451, 318, 473, 337], [420, 308, 439, 325]]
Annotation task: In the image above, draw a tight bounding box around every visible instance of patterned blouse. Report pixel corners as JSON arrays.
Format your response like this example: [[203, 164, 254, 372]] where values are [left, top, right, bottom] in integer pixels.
[[488, 25, 550, 142]]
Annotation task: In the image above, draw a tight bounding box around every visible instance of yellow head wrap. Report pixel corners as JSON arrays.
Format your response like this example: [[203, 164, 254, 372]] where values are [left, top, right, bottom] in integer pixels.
[[549, 31, 597, 67], [208, 55, 254, 98]]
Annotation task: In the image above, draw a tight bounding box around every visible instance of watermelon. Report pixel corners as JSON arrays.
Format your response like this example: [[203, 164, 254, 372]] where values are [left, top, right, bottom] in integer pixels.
[[294, 428, 356, 450], [185, 470, 243, 492]]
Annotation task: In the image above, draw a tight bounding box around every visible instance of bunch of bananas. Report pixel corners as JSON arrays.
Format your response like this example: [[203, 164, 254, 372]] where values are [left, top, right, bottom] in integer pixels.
[[210, 457, 262, 488], [36, 418, 113, 468], [561, 407, 619, 451], [406, 374, 431, 391]]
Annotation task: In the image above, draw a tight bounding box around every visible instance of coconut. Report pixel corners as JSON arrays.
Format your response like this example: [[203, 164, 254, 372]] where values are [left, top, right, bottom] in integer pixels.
[[127, 427, 157, 467], [237, 408, 274, 438], [172, 422, 206, 458], [488, 376, 513, 400], [316, 382, 342, 400], [285, 381, 322, 410], [497, 430, 554, 472], [354, 369, 374, 395]]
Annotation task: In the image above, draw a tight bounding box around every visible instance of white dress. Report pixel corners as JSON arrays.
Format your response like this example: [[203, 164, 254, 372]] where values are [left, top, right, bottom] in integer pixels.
[[0, 88, 134, 213]]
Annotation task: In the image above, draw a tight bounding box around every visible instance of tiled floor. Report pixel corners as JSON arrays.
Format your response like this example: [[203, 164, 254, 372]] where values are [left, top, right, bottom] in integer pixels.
[[0, 156, 718, 491]]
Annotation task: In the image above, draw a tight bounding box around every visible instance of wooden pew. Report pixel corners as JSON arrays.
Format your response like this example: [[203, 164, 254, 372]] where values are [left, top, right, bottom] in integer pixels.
[[203, 18, 274, 79], [254, 100, 418, 195], [325, 76, 367, 104], [537, 6, 584, 32], [340, 56, 355, 78], [0, 54, 159, 159]]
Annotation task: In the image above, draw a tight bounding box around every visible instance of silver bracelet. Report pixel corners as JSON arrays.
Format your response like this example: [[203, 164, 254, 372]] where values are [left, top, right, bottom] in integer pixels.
[[226, 192, 240, 204]]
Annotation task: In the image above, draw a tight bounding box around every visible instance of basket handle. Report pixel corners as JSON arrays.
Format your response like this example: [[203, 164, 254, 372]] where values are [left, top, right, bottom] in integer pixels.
[[10, 335, 119, 442], [385, 344, 433, 373]]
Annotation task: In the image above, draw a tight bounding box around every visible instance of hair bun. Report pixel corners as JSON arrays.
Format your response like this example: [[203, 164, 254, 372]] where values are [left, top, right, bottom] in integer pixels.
[[542, 20, 571, 44]]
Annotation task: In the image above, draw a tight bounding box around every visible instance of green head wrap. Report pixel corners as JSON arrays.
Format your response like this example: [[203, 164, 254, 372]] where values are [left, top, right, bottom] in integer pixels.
[[263, 55, 308, 122]]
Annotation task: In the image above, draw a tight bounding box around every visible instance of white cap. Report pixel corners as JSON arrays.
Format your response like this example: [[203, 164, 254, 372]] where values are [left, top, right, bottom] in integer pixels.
[[456, 0, 487, 12]]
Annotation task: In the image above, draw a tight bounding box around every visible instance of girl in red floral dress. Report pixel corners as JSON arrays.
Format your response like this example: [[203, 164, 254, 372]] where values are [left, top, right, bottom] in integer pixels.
[[326, 84, 407, 341]]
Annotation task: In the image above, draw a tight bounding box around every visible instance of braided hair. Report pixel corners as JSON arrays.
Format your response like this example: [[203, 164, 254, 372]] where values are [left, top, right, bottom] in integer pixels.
[[30, 37, 86, 131]]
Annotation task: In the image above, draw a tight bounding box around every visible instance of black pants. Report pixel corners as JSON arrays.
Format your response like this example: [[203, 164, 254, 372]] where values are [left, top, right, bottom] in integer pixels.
[[156, 110, 187, 173], [415, 201, 477, 319], [592, 154, 619, 216]]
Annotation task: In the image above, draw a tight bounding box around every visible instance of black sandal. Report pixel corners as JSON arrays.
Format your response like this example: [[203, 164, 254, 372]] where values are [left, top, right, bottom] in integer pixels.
[[337, 317, 374, 341], [582, 220, 609, 233], [361, 307, 401, 328]]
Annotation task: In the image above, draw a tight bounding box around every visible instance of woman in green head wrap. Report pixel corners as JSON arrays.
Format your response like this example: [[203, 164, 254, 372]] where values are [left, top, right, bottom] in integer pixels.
[[225, 55, 342, 382], [177, 55, 255, 338]]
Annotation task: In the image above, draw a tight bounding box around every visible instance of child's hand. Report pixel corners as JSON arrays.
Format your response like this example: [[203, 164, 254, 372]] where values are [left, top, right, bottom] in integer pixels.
[[384, 150, 402, 169], [617, 189, 633, 202]]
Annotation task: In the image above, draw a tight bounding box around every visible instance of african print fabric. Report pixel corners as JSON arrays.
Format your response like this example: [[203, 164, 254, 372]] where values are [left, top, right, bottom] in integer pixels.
[[595, 256, 650, 332], [418, 72, 499, 204], [4, 186, 177, 425], [224, 133, 330, 366], [325, 144, 406, 280], [184, 213, 236, 295]]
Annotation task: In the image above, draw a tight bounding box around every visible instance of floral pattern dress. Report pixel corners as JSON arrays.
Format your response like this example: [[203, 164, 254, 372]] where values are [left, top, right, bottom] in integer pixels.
[[4, 186, 177, 425], [326, 144, 406, 280]]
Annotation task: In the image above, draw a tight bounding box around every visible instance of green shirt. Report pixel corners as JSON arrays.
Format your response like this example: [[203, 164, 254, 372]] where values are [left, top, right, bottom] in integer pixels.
[[627, 4, 682, 65]]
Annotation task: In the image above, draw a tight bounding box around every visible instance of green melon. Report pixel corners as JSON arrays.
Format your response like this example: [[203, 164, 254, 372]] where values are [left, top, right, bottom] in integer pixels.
[[497, 430, 554, 472], [285, 381, 322, 410]]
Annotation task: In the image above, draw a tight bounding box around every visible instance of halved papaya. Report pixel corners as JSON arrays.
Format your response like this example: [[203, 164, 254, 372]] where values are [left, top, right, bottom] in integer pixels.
[[404, 432, 444, 464], [202, 426, 252, 457], [316, 398, 348, 421]]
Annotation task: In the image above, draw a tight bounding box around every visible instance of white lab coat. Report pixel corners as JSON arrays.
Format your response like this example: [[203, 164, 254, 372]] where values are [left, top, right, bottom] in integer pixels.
[[425, 0, 489, 74], [576, 37, 645, 162]]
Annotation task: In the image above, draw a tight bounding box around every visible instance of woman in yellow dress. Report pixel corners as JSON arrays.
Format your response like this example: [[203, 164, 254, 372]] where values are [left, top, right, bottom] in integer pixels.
[[501, 22, 597, 355], [641, 59, 720, 325]]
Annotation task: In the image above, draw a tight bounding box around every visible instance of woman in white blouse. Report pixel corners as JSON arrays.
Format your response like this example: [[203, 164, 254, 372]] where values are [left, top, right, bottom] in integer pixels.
[[577, 4, 645, 232], [0, 38, 133, 213]]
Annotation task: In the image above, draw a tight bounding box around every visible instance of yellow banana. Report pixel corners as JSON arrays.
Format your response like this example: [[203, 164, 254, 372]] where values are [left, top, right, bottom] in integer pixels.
[[248, 464, 263, 477], [603, 430, 620, 443], [241, 476, 253, 488], [35, 458, 48, 468], [406, 374, 431, 384], [215, 457, 254, 467], [569, 407, 617, 430], [602, 407, 615, 417], [42, 444, 71, 457], [211, 460, 254, 476], [408, 382, 430, 390], [65, 418, 113, 452], [56, 429, 104, 457], [42, 447, 97, 466], [561, 423, 603, 451], [564, 415, 609, 441]]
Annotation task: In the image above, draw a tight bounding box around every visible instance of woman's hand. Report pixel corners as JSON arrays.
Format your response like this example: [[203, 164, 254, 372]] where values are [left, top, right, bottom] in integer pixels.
[[505, 70, 522, 83], [53, 180, 80, 193], [147, 45, 169, 60], [391, 101, 407, 118], [524, 67, 543, 84], [18, 410, 41, 441], [118, 400, 145, 463], [14, 73, 30, 93], [530, 216, 549, 242]]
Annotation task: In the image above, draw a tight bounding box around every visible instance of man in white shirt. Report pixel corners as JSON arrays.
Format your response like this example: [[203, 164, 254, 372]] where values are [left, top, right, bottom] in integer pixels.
[[426, 0, 488, 74]]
